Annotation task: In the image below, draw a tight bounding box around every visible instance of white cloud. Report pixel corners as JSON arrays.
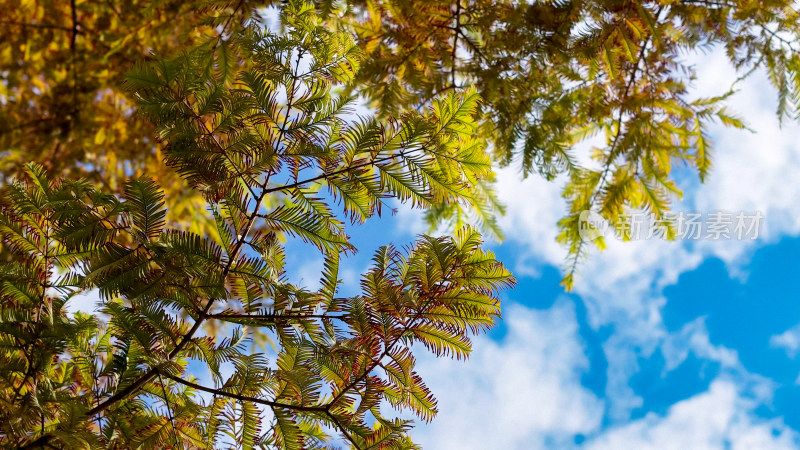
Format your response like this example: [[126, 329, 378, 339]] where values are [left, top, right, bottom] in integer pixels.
[[585, 379, 799, 450], [412, 299, 604, 449], [770, 324, 800, 358], [392, 199, 428, 238], [65, 288, 102, 316], [662, 318, 740, 371], [494, 165, 569, 268], [597, 314, 743, 422]]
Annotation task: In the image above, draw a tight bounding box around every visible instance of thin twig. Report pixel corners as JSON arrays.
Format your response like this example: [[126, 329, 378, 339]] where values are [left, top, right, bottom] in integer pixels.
[[0, 20, 72, 31], [158, 374, 181, 450]]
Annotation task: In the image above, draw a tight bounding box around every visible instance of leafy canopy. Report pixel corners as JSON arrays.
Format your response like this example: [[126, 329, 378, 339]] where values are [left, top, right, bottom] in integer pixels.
[[0, 0, 272, 231], [5, 1, 800, 286], [0, 3, 514, 449]]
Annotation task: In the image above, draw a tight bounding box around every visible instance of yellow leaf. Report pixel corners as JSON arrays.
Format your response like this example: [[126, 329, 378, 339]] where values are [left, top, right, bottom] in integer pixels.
[[94, 128, 106, 145]]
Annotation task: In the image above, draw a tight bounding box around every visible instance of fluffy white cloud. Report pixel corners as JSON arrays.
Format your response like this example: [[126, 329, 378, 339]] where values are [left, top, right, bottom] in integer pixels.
[[585, 379, 799, 450], [412, 299, 604, 449], [770, 323, 800, 358], [662, 317, 740, 371], [494, 166, 568, 268]]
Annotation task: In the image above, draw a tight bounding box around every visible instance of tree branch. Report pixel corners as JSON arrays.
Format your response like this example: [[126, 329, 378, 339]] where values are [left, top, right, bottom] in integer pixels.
[[160, 371, 326, 413], [0, 20, 72, 31], [78, 41, 309, 425], [451, 1, 461, 87], [207, 312, 348, 321], [565, 5, 666, 283], [325, 262, 461, 413], [70, 0, 78, 52]]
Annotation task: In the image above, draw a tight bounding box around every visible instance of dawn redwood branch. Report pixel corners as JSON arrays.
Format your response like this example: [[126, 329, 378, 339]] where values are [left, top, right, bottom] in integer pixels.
[[325, 411, 363, 450], [160, 371, 325, 413], [260, 153, 400, 195], [70, 0, 78, 52], [564, 5, 666, 282], [207, 312, 348, 321], [78, 41, 308, 423], [0, 20, 73, 31], [451, 1, 461, 87], [325, 262, 461, 412]]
